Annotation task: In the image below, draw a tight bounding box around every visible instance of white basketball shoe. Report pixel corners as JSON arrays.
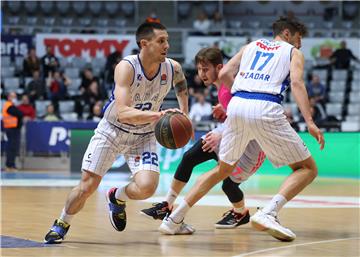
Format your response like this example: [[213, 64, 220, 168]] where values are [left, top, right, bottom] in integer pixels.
[[250, 209, 296, 242], [159, 216, 195, 235]]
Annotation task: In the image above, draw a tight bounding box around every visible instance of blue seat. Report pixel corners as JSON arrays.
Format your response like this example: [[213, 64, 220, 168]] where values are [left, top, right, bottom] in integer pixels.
[[104, 1, 119, 16], [89, 2, 103, 15], [8, 1, 22, 13], [56, 1, 70, 15], [24, 1, 38, 14], [121, 1, 134, 17], [178, 2, 192, 19], [72, 1, 87, 15], [40, 1, 54, 14]]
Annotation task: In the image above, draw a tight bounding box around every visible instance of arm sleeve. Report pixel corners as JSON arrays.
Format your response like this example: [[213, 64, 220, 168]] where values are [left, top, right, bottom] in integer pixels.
[[7, 106, 24, 118]]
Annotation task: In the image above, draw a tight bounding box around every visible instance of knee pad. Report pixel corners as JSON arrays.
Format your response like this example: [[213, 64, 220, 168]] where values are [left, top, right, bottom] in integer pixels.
[[222, 177, 243, 203]]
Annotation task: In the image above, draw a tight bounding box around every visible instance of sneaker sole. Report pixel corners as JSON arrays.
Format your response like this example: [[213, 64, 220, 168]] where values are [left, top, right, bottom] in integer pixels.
[[251, 219, 295, 242], [43, 239, 63, 244], [159, 223, 175, 235], [214, 224, 238, 229]]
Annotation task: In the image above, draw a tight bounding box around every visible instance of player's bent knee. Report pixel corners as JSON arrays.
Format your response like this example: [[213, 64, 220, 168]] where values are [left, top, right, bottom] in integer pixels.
[[290, 156, 318, 181], [139, 185, 157, 199], [136, 181, 157, 199], [182, 149, 195, 162], [79, 170, 101, 197]]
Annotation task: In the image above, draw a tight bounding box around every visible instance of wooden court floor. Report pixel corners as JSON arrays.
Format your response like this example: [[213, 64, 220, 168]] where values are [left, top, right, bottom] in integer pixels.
[[1, 175, 359, 257]]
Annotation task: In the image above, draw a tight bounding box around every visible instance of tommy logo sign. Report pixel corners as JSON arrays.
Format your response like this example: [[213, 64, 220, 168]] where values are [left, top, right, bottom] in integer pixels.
[[44, 38, 129, 57], [36, 34, 137, 60]]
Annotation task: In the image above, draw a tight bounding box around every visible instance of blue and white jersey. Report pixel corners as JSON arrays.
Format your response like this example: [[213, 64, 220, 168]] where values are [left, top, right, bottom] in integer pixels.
[[103, 54, 174, 134], [231, 39, 294, 95]]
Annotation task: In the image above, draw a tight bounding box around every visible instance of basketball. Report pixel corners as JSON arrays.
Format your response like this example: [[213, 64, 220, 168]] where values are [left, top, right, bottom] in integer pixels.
[[155, 112, 193, 149]]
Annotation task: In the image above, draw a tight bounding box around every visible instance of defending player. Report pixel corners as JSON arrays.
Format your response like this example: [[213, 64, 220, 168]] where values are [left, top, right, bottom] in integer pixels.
[[141, 47, 265, 230], [159, 17, 325, 242], [44, 22, 190, 244]]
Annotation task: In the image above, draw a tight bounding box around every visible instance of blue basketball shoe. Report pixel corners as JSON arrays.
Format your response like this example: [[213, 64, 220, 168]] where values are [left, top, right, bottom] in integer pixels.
[[106, 187, 127, 231], [44, 219, 70, 244]]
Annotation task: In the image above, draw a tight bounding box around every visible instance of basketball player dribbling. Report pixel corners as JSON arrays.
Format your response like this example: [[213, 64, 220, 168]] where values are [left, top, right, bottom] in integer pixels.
[[159, 17, 325, 242], [44, 22, 190, 244], [141, 47, 265, 232]]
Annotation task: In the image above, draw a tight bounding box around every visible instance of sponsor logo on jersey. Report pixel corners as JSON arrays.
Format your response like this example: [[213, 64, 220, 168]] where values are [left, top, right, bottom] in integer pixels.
[[160, 74, 167, 85], [256, 41, 281, 51], [137, 74, 142, 81], [134, 155, 141, 166]]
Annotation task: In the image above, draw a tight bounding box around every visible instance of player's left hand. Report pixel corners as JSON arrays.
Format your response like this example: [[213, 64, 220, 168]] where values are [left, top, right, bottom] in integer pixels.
[[164, 108, 182, 114], [212, 104, 227, 122], [308, 122, 325, 150], [202, 132, 222, 152], [164, 108, 195, 140]]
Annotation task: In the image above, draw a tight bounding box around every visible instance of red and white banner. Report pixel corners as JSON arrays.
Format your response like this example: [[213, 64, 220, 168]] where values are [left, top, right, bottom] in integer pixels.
[[185, 36, 360, 64], [36, 33, 138, 61]]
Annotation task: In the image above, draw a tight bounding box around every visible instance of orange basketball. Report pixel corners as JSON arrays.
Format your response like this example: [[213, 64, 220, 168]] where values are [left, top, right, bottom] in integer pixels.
[[155, 112, 192, 149]]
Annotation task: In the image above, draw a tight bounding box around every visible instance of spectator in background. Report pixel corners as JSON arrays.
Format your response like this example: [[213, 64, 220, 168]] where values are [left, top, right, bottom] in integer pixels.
[[41, 46, 60, 78], [1, 82, 7, 100], [188, 73, 208, 106], [17, 94, 36, 122], [131, 48, 139, 55], [26, 70, 47, 103], [210, 11, 225, 36], [83, 80, 106, 110], [104, 51, 122, 90], [306, 74, 326, 105], [300, 97, 327, 125], [87, 102, 103, 122], [146, 10, 161, 23], [284, 107, 299, 131], [330, 41, 360, 70], [41, 103, 62, 121], [80, 68, 100, 93], [189, 91, 212, 122], [47, 71, 70, 102], [193, 12, 211, 35], [2, 92, 23, 171], [23, 48, 41, 77]]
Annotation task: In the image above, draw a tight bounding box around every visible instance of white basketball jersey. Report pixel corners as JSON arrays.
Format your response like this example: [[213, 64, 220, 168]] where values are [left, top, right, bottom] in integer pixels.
[[103, 55, 174, 134], [231, 39, 294, 95]]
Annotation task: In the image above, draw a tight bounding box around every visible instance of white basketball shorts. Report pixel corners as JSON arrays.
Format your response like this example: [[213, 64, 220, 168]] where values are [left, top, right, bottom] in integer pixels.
[[81, 119, 159, 176], [219, 97, 310, 168], [202, 123, 265, 183]]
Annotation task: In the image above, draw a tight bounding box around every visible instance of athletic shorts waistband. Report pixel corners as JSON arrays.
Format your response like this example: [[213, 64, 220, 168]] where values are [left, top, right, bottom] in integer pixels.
[[233, 91, 283, 104]]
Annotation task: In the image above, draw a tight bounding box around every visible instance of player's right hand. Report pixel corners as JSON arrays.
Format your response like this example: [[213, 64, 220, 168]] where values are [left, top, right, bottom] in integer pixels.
[[212, 104, 227, 122], [202, 132, 222, 153], [307, 123, 325, 150]]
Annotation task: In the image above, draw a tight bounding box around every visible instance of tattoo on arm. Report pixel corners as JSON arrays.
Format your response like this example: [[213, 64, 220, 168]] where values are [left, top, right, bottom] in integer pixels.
[[173, 64, 188, 96], [174, 79, 188, 96]]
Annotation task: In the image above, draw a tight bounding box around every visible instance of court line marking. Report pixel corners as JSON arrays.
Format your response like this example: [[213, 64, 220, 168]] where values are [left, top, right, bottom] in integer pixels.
[[233, 237, 360, 257]]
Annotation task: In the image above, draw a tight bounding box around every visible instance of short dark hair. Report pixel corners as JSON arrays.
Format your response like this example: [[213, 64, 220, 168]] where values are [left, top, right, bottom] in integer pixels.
[[272, 16, 307, 37], [135, 22, 167, 48], [195, 47, 223, 66]]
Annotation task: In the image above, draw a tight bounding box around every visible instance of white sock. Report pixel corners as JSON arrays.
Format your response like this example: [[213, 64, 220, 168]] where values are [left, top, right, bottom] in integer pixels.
[[169, 200, 190, 223], [60, 208, 74, 225], [165, 188, 178, 207], [262, 194, 287, 216], [233, 206, 246, 214], [115, 186, 129, 202]]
